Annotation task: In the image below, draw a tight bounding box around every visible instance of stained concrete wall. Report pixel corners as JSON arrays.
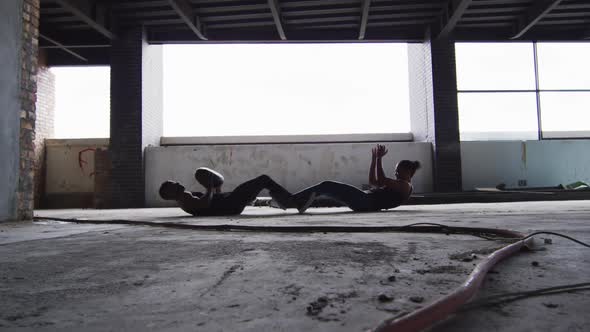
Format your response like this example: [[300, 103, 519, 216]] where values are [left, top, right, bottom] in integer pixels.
[[461, 140, 590, 190], [45, 139, 109, 205], [145, 143, 434, 207], [0, 0, 23, 221], [44, 139, 590, 206]]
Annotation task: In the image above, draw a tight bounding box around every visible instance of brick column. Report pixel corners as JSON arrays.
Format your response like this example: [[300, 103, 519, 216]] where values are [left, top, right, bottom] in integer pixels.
[[1, 0, 21, 221], [109, 26, 163, 208], [408, 37, 462, 192], [18, 0, 40, 219]]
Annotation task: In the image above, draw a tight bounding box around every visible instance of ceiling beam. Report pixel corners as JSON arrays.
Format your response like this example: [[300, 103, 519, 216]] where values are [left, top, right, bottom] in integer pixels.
[[115, 10, 177, 19], [281, 0, 358, 9], [39, 33, 88, 62], [53, 0, 115, 40], [40, 44, 110, 49], [436, 0, 473, 39], [202, 13, 273, 23], [358, 0, 371, 40], [167, 0, 207, 40], [511, 0, 564, 39], [197, 4, 267, 14], [111, 1, 168, 10], [268, 0, 286, 40], [207, 21, 275, 30], [283, 7, 359, 17]]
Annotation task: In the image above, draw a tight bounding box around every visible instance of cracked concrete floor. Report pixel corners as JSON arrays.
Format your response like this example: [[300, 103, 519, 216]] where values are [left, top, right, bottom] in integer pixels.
[[1, 201, 589, 331]]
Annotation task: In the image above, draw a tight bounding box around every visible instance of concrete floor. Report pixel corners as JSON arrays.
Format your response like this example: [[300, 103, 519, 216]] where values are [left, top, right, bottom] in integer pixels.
[[1, 201, 589, 331]]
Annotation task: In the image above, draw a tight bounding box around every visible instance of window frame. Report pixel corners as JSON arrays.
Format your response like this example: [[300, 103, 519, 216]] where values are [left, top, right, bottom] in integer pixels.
[[456, 42, 590, 141]]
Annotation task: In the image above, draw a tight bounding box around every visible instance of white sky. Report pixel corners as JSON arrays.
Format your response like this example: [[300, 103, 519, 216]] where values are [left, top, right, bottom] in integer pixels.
[[455, 43, 536, 90], [53, 66, 110, 138], [52, 42, 589, 140], [455, 42, 590, 140], [163, 43, 409, 136]]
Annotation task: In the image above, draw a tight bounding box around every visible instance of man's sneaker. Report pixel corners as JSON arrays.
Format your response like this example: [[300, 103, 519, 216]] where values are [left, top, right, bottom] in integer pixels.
[[297, 192, 316, 214]]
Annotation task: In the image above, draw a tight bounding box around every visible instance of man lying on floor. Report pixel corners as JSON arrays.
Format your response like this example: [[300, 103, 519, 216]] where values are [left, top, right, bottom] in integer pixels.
[[159, 167, 313, 216]]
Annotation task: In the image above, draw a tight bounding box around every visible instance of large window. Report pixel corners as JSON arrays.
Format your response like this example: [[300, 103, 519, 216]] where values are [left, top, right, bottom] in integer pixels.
[[163, 43, 410, 137], [458, 92, 538, 140], [53, 66, 110, 138], [536, 43, 590, 138], [455, 42, 590, 141]]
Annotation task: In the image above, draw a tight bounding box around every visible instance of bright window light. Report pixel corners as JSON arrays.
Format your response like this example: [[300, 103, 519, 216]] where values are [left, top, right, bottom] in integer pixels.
[[540, 92, 590, 137], [163, 43, 410, 136], [455, 42, 590, 140], [52, 66, 110, 138], [537, 43, 590, 90], [455, 43, 535, 91], [458, 92, 538, 141]]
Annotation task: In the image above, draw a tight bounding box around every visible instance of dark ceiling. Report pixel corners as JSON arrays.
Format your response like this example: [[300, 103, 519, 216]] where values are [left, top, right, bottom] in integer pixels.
[[39, 0, 590, 65]]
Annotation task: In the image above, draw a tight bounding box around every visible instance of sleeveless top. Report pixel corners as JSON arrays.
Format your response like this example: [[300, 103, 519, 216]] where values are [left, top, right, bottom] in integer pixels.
[[368, 182, 412, 210]]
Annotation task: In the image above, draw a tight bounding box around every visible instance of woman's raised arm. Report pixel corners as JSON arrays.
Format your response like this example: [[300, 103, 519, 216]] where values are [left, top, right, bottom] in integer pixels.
[[375, 144, 388, 186], [369, 147, 378, 186]]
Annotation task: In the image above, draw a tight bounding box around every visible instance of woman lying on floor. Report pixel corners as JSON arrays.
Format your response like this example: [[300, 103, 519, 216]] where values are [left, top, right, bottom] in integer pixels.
[[159, 168, 312, 216], [292, 144, 421, 213]]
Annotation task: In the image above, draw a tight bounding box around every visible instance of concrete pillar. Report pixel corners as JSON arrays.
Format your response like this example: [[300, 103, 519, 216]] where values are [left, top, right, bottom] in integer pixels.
[[0, 0, 39, 222], [408, 38, 462, 192], [109, 26, 163, 208], [0, 0, 23, 221]]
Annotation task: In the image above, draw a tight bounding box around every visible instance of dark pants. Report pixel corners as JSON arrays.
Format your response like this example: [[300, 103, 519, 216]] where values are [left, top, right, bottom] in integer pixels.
[[293, 181, 373, 212], [211, 175, 292, 214]]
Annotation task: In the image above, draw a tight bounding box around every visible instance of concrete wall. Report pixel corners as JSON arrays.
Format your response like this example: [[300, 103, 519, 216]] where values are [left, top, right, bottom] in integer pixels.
[[461, 140, 590, 190], [42, 139, 590, 207], [145, 142, 434, 207], [0, 0, 23, 221], [45, 139, 109, 207]]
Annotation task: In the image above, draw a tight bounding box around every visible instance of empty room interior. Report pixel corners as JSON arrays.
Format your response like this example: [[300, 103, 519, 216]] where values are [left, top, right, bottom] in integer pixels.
[[1, 0, 590, 331]]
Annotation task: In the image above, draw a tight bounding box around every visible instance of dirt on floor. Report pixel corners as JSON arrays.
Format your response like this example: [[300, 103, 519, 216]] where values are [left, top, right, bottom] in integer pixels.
[[0, 201, 589, 331]]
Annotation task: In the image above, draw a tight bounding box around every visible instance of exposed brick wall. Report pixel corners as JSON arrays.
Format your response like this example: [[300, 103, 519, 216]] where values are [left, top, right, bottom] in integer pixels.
[[408, 42, 434, 142], [34, 52, 55, 208], [141, 43, 163, 149], [109, 26, 163, 208], [17, 0, 40, 219], [408, 37, 462, 192]]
